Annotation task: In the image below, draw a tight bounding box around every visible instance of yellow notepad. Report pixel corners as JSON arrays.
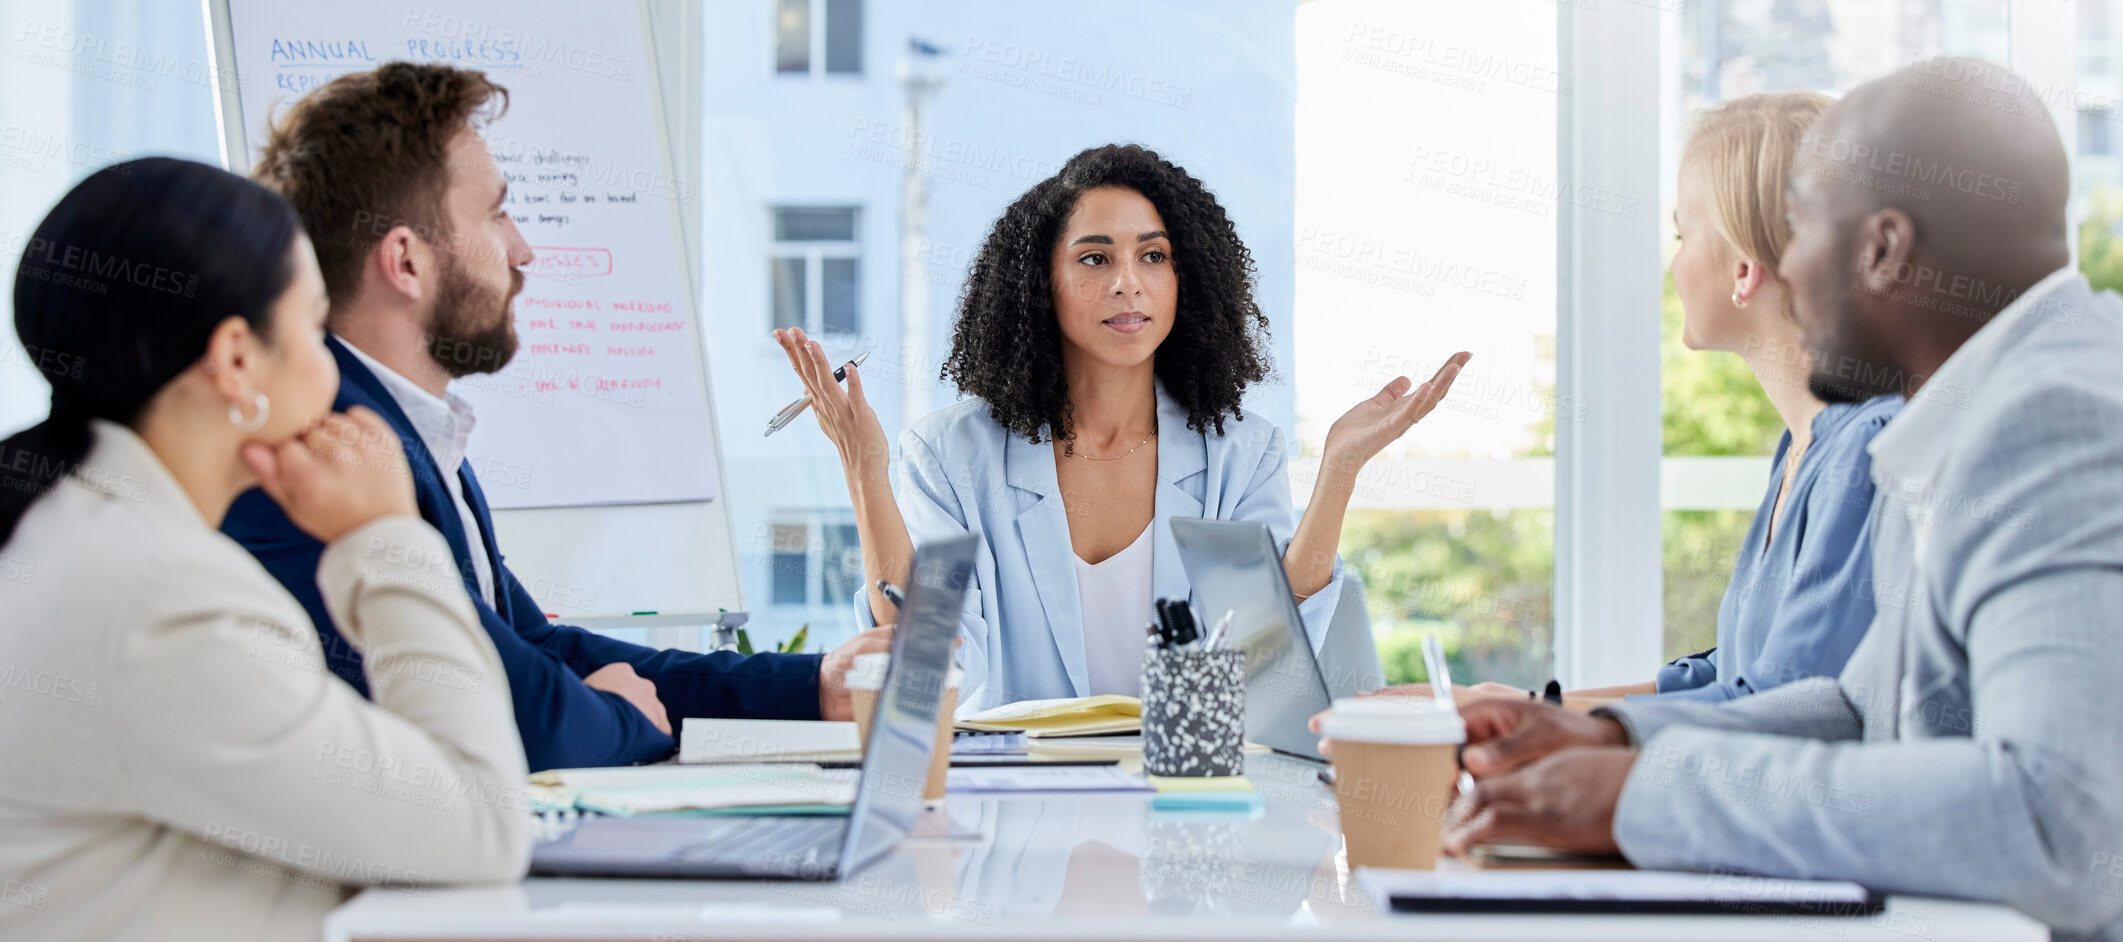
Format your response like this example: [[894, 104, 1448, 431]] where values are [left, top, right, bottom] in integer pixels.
[[954, 695, 1143, 738], [1025, 735, 1144, 762]]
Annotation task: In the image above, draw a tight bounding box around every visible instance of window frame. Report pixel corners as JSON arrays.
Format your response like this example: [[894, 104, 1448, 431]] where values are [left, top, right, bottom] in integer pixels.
[[765, 510, 862, 610], [1554, 2, 1666, 689], [773, 0, 863, 79], [2014, 0, 2082, 268], [768, 205, 863, 336]]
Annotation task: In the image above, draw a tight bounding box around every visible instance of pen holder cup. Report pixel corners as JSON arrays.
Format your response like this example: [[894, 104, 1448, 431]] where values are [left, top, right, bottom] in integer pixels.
[[1140, 648, 1245, 778]]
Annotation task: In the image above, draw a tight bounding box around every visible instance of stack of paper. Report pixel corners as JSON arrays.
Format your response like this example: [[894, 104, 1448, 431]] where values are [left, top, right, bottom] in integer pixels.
[[955, 695, 1142, 738], [1023, 735, 1271, 763], [679, 719, 862, 764], [524, 768, 587, 814], [945, 764, 1153, 793], [531, 764, 853, 816], [951, 730, 1028, 755]]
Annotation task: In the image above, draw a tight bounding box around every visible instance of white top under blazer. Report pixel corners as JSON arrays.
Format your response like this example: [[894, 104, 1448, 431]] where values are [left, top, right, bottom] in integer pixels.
[[1075, 521, 1155, 698]]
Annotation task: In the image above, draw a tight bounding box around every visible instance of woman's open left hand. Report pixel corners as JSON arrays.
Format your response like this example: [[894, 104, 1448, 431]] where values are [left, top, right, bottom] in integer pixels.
[[1323, 351, 1471, 471]]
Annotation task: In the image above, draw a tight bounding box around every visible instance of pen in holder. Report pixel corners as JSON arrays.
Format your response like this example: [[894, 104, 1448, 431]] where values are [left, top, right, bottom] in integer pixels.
[[1140, 646, 1245, 777]]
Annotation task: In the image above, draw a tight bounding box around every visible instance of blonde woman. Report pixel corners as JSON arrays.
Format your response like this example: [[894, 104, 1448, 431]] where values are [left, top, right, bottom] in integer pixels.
[[1385, 92, 1900, 707]]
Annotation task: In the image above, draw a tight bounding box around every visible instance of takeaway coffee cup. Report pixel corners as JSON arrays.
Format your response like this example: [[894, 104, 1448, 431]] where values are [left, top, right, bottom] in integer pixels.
[[1320, 696, 1466, 870], [847, 653, 962, 800], [846, 652, 889, 748]]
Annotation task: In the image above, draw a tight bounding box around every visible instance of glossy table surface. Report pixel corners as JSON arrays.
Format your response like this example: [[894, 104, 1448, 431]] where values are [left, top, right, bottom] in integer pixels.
[[326, 753, 2047, 941]]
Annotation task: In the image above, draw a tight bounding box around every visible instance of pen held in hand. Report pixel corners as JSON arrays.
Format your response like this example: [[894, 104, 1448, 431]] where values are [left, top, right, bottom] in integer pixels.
[[764, 350, 871, 437]]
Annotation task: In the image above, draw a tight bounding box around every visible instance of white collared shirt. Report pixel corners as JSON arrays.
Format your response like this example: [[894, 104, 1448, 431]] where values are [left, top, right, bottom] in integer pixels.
[[341, 341, 498, 608]]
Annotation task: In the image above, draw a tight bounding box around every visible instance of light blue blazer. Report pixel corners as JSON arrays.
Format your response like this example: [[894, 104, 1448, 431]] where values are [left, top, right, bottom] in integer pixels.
[[854, 381, 1347, 714]]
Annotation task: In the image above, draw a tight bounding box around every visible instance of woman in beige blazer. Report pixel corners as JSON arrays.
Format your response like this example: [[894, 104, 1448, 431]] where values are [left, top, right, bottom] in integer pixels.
[[0, 159, 527, 941]]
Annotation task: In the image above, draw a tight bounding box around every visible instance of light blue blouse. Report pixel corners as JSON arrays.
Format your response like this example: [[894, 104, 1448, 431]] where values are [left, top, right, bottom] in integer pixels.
[[854, 381, 1346, 714], [1647, 394, 1902, 702]]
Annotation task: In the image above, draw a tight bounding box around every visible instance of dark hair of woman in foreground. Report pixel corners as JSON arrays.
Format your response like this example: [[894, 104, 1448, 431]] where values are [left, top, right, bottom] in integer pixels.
[[0, 157, 300, 545]]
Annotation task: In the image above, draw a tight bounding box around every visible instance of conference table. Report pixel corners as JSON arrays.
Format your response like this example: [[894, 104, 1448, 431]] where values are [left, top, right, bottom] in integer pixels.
[[325, 753, 2047, 942]]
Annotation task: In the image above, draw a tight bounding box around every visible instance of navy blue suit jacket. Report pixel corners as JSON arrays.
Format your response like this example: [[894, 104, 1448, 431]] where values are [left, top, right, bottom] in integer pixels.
[[224, 337, 822, 771]]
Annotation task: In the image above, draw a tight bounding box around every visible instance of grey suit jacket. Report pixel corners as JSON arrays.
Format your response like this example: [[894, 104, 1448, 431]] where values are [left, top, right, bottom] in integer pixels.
[[1600, 270, 2123, 942]]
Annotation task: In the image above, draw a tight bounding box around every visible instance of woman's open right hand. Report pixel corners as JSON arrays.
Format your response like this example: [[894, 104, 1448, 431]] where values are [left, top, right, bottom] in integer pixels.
[[773, 328, 891, 479], [241, 406, 418, 544], [774, 328, 918, 625]]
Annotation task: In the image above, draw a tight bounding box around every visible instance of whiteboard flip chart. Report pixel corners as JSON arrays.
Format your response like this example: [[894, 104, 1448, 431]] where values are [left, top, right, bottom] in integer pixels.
[[218, 0, 717, 509]]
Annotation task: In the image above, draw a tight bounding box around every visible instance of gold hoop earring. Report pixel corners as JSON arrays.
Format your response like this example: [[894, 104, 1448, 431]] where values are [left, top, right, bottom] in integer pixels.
[[229, 393, 270, 433], [1731, 291, 1749, 308]]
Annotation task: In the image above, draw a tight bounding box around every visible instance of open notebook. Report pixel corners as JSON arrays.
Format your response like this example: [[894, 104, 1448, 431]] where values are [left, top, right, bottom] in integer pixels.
[[528, 764, 853, 816], [954, 695, 1143, 738]]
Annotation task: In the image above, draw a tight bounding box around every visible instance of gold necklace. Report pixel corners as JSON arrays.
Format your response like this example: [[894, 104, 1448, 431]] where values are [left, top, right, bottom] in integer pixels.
[[1070, 426, 1157, 460], [1785, 436, 1810, 477]]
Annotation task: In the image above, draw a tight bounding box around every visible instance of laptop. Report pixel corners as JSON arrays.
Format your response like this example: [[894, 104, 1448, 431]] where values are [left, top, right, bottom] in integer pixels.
[[1169, 518, 1380, 761], [528, 533, 978, 880]]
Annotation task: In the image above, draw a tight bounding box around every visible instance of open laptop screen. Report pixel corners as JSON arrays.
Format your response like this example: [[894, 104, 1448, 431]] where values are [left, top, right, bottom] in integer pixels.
[[1169, 518, 1335, 760], [838, 534, 977, 875]]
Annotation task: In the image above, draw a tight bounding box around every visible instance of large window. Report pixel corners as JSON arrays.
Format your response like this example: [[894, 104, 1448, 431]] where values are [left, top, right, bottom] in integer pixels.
[[2081, 0, 2123, 294], [0, 0, 224, 435], [1296, 0, 1559, 688]]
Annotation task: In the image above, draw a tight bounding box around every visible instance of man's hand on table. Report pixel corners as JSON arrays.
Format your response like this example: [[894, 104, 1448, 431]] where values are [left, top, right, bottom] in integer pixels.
[[818, 625, 894, 721], [1445, 746, 1637, 857], [1310, 685, 1630, 760], [1306, 696, 1640, 855], [583, 662, 671, 735], [1444, 699, 1637, 856], [1458, 697, 1630, 776]]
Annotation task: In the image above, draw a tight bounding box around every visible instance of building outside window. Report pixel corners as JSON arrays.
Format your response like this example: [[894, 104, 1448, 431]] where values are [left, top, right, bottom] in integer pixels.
[[767, 512, 862, 610], [769, 206, 861, 335], [775, 0, 862, 76]]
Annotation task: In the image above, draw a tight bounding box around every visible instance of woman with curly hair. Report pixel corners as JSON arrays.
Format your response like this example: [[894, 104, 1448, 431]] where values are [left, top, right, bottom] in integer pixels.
[[774, 143, 1468, 711]]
